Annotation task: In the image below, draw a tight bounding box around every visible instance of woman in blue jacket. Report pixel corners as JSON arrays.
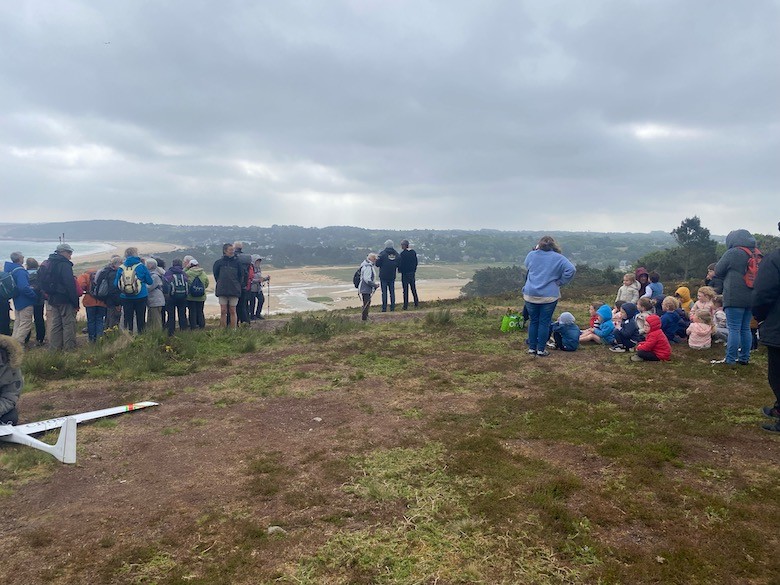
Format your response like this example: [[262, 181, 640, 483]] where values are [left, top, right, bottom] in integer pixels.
[[522, 236, 576, 357], [114, 247, 153, 334]]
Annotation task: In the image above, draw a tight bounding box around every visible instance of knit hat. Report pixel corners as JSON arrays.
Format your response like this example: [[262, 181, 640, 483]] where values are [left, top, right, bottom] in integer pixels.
[[56, 243, 74, 253], [558, 312, 576, 325], [189, 259, 199, 266]]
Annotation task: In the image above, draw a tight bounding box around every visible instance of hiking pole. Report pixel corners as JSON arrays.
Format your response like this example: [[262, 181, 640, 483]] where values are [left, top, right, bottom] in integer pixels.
[[266, 279, 270, 318]]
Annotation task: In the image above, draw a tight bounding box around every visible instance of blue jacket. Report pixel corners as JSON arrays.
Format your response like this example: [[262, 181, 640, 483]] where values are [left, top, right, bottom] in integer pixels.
[[3, 261, 36, 311], [660, 310, 682, 342], [551, 321, 580, 351], [522, 250, 576, 299], [114, 257, 153, 300], [594, 304, 616, 343]]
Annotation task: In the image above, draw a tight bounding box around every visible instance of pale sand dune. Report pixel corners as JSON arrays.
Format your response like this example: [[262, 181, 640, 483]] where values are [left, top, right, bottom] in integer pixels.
[[74, 242, 182, 266]]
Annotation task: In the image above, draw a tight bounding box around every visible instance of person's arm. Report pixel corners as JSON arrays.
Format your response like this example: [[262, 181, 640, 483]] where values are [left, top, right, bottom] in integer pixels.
[[753, 252, 780, 322], [213, 261, 221, 281], [15, 268, 37, 300], [557, 257, 576, 286]]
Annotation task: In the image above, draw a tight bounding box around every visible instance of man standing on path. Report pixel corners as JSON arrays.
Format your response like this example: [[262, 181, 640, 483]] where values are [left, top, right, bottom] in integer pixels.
[[399, 239, 419, 310], [44, 243, 79, 351], [375, 240, 400, 312], [214, 243, 242, 329], [233, 241, 253, 325], [5, 252, 37, 344]]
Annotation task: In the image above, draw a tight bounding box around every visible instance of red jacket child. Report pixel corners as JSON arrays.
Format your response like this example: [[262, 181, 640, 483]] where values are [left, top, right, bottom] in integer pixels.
[[636, 314, 672, 361]]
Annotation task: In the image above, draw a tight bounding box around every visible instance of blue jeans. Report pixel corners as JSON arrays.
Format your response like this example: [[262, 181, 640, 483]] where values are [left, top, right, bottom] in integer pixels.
[[86, 306, 107, 342], [526, 300, 558, 352], [381, 279, 396, 312], [725, 306, 752, 363]]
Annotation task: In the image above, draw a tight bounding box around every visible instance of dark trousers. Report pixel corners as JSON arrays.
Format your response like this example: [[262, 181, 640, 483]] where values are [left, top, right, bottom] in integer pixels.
[[86, 306, 107, 342], [380, 279, 396, 312], [187, 300, 205, 329], [0, 407, 18, 425], [167, 298, 188, 335], [106, 303, 122, 330], [552, 331, 576, 351], [614, 329, 638, 350], [0, 300, 10, 336], [361, 293, 372, 321], [401, 272, 419, 309], [25, 303, 46, 344], [636, 350, 661, 361], [122, 298, 147, 333], [768, 345, 780, 407], [237, 290, 251, 323], [250, 290, 265, 317]]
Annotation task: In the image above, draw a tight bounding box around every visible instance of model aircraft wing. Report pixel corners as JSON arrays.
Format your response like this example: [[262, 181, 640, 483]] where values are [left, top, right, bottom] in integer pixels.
[[0, 425, 13, 437], [11, 401, 159, 436]]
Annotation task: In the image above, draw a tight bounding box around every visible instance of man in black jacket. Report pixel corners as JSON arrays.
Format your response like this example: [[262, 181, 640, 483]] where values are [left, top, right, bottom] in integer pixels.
[[399, 239, 419, 310], [375, 240, 400, 312], [753, 222, 780, 433], [213, 243, 242, 329], [44, 243, 79, 351]]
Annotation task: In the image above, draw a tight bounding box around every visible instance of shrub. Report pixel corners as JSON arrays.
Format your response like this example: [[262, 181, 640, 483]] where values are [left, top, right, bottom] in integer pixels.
[[425, 308, 454, 327]]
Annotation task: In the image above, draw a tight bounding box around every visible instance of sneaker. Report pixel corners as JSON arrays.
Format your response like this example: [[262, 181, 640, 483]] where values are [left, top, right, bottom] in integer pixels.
[[737, 360, 750, 366], [536, 350, 550, 357], [546, 341, 556, 349], [762, 406, 780, 419], [630, 355, 643, 362], [527, 349, 537, 355], [761, 419, 780, 433], [710, 359, 730, 365], [609, 346, 627, 353]]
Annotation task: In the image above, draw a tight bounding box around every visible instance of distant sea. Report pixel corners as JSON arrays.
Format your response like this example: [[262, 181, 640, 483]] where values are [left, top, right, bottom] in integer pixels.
[[0, 240, 116, 262]]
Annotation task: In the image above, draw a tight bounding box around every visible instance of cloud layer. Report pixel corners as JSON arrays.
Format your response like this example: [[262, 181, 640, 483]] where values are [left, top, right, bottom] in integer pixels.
[[2, 0, 778, 234]]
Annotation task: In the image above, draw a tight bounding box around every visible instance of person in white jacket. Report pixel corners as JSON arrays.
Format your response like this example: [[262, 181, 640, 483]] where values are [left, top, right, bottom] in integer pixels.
[[358, 253, 380, 321]]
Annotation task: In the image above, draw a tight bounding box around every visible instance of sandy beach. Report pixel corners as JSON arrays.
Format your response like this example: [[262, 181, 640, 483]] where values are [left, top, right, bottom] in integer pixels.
[[73, 241, 182, 265]]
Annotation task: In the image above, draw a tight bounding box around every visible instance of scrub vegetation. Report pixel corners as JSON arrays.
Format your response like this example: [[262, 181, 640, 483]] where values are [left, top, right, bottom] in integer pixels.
[[2, 286, 779, 585]]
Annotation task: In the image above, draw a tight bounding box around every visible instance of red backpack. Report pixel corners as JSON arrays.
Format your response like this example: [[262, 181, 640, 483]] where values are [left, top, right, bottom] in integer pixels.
[[738, 247, 762, 288]]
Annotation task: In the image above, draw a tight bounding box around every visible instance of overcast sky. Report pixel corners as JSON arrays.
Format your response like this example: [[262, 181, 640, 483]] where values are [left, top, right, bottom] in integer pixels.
[[1, 1, 778, 235]]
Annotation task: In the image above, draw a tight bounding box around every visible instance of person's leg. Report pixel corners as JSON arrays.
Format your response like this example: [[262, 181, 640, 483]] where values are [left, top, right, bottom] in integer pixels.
[[361, 293, 371, 320], [122, 300, 134, 332], [48, 303, 63, 350], [176, 300, 187, 332], [256, 290, 265, 317], [0, 300, 11, 336], [525, 302, 541, 352], [536, 301, 558, 351], [166, 301, 176, 335], [409, 273, 419, 307], [636, 350, 660, 361], [388, 279, 396, 311], [196, 301, 205, 329], [187, 301, 196, 329], [11, 306, 34, 344], [553, 331, 564, 350], [0, 407, 18, 425], [248, 292, 257, 318], [724, 307, 741, 364], [401, 273, 410, 310], [380, 280, 389, 312], [85, 306, 97, 342], [95, 306, 106, 340], [738, 308, 752, 363], [228, 306, 238, 329], [134, 299, 147, 334], [61, 305, 77, 350], [220, 303, 228, 328], [236, 291, 248, 323], [767, 346, 780, 408]]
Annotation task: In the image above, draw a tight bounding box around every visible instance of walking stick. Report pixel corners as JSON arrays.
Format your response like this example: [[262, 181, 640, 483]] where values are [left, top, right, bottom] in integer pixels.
[[266, 279, 270, 318]]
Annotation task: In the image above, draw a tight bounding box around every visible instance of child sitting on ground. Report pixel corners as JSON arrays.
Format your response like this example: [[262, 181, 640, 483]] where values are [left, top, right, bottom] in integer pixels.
[[631, 314, 672, 362], [582, 302, 601, 332], [690, 286, 716, 317], [674, 286, 695, 313], [712, 295, 728, 343], [660, 296, 683, 343], [615, 273, 640, 304], [612, 300, 625, 329], [610, 302, 642, 352], [579, 304, 616, 345], [636, 297, 654, 321], [687, 310, 715, 349], [642, 272, 665, 309], [550, 312, 580, 351]]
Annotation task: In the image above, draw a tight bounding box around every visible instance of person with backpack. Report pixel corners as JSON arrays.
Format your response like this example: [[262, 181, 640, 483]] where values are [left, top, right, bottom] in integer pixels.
[[144, 258, 166, 331], [3, 252, 37, 345], [164, 259, 189, 335], [184, 258, 208, 329], [249, 255, 269, 320], [114, 247, 153, 334], [711, 229, 761, 365], [24, 258, 46, 346], [358, 253, 380, 321], [76, 267, 107, 342], [42, 243, 80, 351], [96, 256, 123, 330], [233, 241, 253, 325], [375, 240, 400, 312], [398, 239, 419, 310], [213, 243, 243, 329]]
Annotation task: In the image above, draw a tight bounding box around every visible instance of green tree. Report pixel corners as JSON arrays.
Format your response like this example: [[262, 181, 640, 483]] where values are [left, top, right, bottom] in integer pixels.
[[670, 216, 718, 279], [461, 266, 525, 297]]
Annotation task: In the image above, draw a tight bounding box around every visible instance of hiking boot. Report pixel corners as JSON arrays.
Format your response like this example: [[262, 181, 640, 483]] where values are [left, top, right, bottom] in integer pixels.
[[762, 406, 780, 419], [609, 346, 627, 353], [630, 355, 643, 362], [761, 419, 780, 433], [536, 350, 550, 357]]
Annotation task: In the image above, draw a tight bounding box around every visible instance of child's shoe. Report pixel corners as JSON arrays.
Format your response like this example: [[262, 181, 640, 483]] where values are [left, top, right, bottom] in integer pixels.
[[546, 341, 556, 349], [527, 349, 537, 355], [536, 350, 550, 357], [630, 355, 643, 362], [609, 346, 626, 353], [762, 405, 780, 419], [761, 419, 780, 433]]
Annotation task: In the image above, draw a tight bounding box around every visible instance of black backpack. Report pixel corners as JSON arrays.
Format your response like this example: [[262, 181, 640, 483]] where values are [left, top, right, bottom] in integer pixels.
[[37, 259, 55, 294], [189, 275, 205, 297], [353, 267, 362, 288]]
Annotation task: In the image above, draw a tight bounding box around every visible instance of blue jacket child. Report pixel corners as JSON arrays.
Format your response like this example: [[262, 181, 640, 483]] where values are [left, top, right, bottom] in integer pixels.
[[551, 312, 579, 351], [593, 304, 616, 344], [613, 302, 642, 349], [660, 307, 683, 343]]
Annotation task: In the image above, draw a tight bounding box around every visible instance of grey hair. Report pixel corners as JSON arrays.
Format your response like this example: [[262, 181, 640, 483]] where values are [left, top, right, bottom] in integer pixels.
[[233, 241, 243, 249], [110, 255, 122, 267], [183, 255, 193, 265], [384, 240, 394, 248], [125, 247, 138, 258], [10, 251, 23, 263], [145, 258, 158, 271], [367, 253, 378, 261]]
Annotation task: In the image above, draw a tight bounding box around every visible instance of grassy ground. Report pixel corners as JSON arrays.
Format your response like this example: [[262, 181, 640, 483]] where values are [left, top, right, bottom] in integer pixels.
[[1, 288, 779, 584]]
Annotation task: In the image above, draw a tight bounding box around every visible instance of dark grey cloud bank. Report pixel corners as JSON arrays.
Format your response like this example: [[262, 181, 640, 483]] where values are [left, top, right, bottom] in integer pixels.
[[2, 0, 778, 234]]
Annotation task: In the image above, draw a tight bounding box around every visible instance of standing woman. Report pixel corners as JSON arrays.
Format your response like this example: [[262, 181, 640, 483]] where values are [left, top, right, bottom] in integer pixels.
[[711, 229, 759, 365], [522, 236, 576, 357]]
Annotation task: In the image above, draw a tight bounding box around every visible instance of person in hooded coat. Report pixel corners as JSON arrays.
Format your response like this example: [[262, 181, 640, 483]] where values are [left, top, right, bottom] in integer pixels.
[[611, 302, 642, 351], [375, 240, 400, 312], [712, 229, 759, 365], [0, 334, 23, 425], [631, 314, 672, 362]]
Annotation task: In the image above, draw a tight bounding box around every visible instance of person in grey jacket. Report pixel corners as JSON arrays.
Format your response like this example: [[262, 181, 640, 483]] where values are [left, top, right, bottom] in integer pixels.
[[358, 253, 380, 321], [145, 258, 166, 331], [712, 229, 759, 365], [0, 334, 23, 425]]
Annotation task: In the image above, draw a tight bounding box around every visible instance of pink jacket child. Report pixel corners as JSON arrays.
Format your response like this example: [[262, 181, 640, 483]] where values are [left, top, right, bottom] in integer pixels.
[[687, 310, 715, 349]]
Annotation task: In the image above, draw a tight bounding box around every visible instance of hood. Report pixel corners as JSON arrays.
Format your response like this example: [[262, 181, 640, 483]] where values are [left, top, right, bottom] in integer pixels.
[[558, 312, 576, 325], [725, 229, 756, 250], [597, 304, 612, 322], [635, 266, 649, 278], [675, 287, 692, 304], [169, 265, 185, 274], [621, 303, 638, 320], [187, 266, 205, 276], [3, 261, 22, 272], [361, 259, 373, 267], [646, 314, 662, 332], [124, 256, 142, 267], [0, 334, 23, 368]]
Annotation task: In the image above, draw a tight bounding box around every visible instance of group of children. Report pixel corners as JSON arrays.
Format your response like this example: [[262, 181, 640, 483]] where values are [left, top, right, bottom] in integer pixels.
[[544, 271, 730, 362]]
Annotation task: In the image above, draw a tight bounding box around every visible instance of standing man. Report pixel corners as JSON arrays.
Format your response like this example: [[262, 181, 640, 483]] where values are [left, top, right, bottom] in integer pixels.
[[233, 241, 253, 325], [213, 243, 242, 329], [98, 256, 123, 330], [375, 240, 400, 312], [5, 252, 37, 344], [359, 253, 380, 321], [399, 239, 419, 310], [44, 243, 80, 351]]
